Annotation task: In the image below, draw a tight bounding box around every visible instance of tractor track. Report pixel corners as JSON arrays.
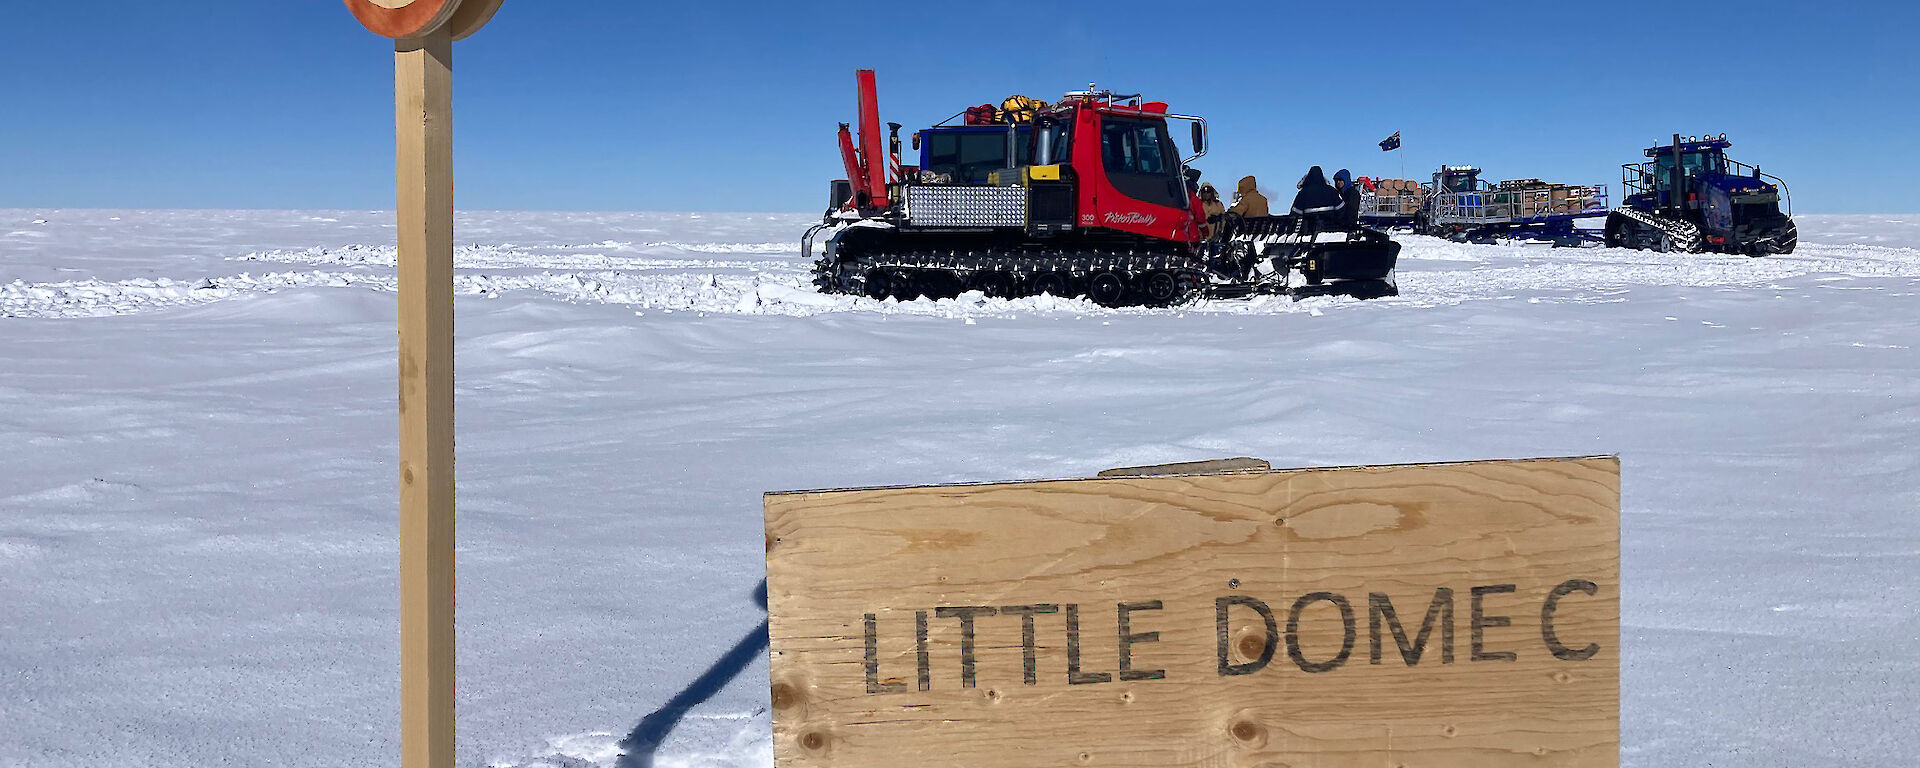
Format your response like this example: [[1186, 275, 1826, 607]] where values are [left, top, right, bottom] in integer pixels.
[[1610, 208, 1705, 253], [812, 247, 1210, 307]]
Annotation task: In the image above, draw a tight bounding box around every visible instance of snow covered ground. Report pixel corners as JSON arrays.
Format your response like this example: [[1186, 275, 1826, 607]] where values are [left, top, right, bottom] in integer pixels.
[[3, 209, 1917, 767]]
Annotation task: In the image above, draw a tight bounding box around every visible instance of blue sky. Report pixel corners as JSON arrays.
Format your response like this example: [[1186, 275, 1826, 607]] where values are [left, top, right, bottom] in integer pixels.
[[2, 1, 1913, 213]]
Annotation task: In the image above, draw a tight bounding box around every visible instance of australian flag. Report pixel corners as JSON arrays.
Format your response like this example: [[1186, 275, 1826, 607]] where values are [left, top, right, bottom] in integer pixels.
[[1379, 131, 1401, 152]]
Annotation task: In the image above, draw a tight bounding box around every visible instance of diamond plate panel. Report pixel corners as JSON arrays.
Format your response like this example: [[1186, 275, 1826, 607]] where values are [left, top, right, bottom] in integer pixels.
[[904, 185, 1027, 228]]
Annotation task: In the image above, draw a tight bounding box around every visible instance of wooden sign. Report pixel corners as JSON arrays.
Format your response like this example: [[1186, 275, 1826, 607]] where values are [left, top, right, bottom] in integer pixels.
[[764, 456, 1619, 767]]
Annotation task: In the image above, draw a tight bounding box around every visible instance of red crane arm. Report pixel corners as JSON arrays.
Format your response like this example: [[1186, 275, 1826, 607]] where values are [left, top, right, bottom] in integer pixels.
[[836, 123, 862, 209], [855, 69, 890, 209]]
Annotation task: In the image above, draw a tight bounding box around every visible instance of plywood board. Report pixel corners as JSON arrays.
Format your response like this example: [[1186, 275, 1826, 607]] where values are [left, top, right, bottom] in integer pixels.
[[764, 456, 1619, 767]]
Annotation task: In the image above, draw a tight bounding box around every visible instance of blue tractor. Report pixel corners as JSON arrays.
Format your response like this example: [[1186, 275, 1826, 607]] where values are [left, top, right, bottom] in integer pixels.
[[1605, 134, 1796, 255]]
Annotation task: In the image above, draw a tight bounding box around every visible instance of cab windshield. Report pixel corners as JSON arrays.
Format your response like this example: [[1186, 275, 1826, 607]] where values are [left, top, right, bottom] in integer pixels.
[[1037, 121, 1071, 165], [1655, 150, 1728, 183]]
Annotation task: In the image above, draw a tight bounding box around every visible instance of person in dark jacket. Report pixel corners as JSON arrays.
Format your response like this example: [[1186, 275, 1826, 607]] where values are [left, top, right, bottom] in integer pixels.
[[1333, 169, 1362, 226], [1290, 166, 1343, 231]]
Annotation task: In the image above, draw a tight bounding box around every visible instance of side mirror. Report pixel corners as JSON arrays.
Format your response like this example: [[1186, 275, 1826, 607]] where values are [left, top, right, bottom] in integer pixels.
[[911, 132, 921, 151], [1190, 122, 1205, 154]]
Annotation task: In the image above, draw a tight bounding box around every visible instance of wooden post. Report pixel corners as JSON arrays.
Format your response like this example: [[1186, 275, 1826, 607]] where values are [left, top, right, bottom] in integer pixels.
[[340, 3, 505, 767], [394, 28, 456, 768]]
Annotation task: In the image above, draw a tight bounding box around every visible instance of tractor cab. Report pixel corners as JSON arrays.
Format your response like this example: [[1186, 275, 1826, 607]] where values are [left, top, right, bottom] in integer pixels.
[[914, 125, 1032, 185], [1434, 166, 1486, 194], [1652, 142, 1728, 184], [1622, 134, 1788, 224], [910, 95, 1051, 186], [1630, 136, 1733, 208], [1029, 88, 1210, 242]]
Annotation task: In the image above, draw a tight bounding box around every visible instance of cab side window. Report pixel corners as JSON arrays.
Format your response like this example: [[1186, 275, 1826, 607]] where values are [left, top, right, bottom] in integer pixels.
[[1101, 120, 1173, 176], [1097, 116, 1185, 210]]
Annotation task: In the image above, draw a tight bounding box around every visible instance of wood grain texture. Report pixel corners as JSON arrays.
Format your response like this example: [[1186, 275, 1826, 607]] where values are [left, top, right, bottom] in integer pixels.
[[765, 457, 1619, 768], [395, 29, 456, 768]]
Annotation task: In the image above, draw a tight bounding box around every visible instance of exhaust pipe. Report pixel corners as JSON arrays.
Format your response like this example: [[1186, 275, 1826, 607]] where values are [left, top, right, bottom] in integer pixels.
[[1671, 133, 1684, 215]]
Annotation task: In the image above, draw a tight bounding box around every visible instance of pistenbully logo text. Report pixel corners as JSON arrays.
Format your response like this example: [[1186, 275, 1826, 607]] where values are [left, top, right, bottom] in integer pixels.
[[1104, 211, 1158, 226]]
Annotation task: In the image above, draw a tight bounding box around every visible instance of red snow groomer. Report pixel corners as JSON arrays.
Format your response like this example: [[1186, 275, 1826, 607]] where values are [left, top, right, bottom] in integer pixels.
[[805, 70, 1401, 306]]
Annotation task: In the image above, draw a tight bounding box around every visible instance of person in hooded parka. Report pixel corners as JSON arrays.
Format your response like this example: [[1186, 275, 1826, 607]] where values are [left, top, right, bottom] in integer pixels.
[[1334, 169, 1362, 227], [1290, 165, 1344, 232], [1227, 175, 1270, 218]]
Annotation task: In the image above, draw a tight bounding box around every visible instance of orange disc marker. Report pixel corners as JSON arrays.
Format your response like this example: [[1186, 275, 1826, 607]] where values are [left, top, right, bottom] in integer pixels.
[[343, 0, 463, 39], [444, 0, 506, 40]]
